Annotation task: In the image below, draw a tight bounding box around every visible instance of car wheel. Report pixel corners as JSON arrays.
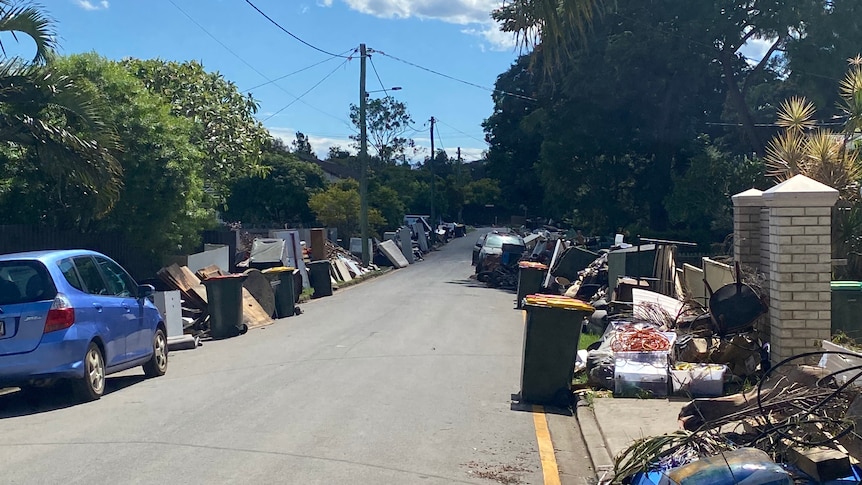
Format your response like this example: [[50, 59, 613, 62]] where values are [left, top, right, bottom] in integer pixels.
[[73, 342, 105, 401], [143, 328, 168, 378]]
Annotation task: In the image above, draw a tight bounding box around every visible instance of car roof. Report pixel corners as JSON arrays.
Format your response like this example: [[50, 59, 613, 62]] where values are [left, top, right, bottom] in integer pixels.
[[0, 249, 103, 264]]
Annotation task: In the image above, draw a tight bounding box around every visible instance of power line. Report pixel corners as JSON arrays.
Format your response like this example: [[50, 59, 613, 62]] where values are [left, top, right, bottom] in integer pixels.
[[705, 121, 846, 127], [371, 49, 537, 102], [263, 57, 351, 122], [435, 118, 488, 145], [368, 55, 389, 96], [167, 0, 272, 81], [243, 50, 355, 92], [434, 124, 445, 156], [166, 0, 354, 129], [243, 0, 353, 58]]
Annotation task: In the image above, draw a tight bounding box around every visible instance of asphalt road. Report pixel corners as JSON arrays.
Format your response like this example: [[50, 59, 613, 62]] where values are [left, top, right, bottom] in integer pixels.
[[0, 230, 593, 484]]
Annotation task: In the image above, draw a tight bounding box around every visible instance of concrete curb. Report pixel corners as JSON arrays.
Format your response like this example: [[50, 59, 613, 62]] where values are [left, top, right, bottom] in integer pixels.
[[575, 399, 615, 483]]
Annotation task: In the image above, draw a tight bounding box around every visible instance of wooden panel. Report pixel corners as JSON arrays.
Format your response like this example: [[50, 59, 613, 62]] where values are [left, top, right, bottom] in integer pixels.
[[242, 288, 274, 329]]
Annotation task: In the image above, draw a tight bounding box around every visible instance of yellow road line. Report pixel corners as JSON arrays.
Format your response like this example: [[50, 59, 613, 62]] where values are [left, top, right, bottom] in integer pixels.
[[532, 405, 561, 485]]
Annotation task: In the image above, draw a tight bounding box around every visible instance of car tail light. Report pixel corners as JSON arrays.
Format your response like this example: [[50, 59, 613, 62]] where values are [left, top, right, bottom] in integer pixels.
[[44, 293, 75, 333]]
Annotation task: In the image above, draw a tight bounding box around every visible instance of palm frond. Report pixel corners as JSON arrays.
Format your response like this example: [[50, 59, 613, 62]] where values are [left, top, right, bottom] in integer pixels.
[[765, 129, 807, 181], [839, 67, 862, 134], [776, 96, 817, 132], [0, 0, 56, 64], [839, 66, 862, 100], [805, 129, 842, 166], [801, 131, 862, 201], [494, 0, 601, 72], [849, 54, 862, 66]]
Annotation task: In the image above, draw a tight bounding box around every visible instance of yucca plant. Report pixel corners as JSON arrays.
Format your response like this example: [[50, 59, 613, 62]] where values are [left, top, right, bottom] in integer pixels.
[[764, 67, 862, 202]]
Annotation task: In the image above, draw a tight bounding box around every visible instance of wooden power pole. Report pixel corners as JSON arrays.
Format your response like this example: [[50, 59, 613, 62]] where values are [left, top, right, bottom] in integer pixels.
[[359, 44, 370, 266], [429, 116, 436, 238]]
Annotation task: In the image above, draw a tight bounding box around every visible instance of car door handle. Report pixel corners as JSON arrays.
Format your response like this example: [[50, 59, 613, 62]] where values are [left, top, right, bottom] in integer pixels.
[[92, 303, 103, 312], [122, 303, 131, 313]]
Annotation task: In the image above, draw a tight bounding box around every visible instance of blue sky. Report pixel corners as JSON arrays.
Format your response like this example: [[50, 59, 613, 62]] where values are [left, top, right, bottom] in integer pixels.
[[9, 1, 773, 163], [39, 0, 523, 162]]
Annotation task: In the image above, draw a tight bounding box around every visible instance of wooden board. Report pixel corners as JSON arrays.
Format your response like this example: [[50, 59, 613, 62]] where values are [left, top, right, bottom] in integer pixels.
[[157, 264, 207, 308], [196, 265, 225, 280], [334, 259, 353, 282], [242, 288, 274, 329], [242, 269, 276, 318]]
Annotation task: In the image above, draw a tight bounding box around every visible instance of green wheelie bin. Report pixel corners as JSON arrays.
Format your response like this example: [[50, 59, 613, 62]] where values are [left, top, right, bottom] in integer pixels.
[[308, 260, 333, 298], [520, 295, 594, 406], [202, 274, 247, 339], [262, 267, 297, 318], [516, 262, 548, 309]]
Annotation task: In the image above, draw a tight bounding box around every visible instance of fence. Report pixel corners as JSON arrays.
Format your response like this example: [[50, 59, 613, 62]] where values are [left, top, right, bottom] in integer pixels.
[[0, 225, 156, 280]]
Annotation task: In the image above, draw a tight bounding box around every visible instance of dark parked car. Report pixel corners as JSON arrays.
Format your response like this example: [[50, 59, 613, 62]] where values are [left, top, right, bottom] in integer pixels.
[[474, 232, 526, 275], [471, 233, 488, 266], [0, 250, 168, 401]]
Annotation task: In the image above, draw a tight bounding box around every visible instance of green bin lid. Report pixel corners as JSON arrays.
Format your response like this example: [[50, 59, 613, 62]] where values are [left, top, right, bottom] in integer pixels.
[[832, 281, 862, 291]]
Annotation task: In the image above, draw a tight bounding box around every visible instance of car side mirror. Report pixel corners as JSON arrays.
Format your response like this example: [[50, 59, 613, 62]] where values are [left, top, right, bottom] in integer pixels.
[[137, 284, 155, 298]]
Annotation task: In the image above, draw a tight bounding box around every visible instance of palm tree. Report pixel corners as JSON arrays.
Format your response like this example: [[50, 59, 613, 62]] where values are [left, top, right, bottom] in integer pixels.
[[493, 0, 600, 71], [0, 0, 120, 216]]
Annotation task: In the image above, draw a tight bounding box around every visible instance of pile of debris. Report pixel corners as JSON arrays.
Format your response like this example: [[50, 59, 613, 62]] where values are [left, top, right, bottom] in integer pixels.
[[508, 232, 862, 483], [155, 263, 274, 341], [612, 354, 862, 484]]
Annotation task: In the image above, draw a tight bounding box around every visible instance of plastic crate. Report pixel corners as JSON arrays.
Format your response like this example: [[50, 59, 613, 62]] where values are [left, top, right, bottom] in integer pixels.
[[614, 351, 669, 397], [670, 364, 727, 397]]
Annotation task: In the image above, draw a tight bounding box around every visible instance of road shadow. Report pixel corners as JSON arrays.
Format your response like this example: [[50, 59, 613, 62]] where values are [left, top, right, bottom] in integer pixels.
[[509, 393, 574, 417], [445, 278, 518, 295], [0, 375, 147, 418]]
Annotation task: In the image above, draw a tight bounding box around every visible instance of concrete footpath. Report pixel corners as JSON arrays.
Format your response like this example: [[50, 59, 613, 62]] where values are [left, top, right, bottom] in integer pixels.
[[575, 396, 686, 482]]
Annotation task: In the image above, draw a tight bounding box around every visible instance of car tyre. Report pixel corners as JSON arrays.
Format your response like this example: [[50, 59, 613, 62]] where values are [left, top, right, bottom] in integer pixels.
[[143, 328, 168, 378], [73, 342, 105, 401]]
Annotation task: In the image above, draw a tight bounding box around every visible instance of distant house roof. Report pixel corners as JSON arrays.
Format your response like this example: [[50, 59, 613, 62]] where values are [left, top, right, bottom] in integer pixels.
[[295, 152, 359, 181]]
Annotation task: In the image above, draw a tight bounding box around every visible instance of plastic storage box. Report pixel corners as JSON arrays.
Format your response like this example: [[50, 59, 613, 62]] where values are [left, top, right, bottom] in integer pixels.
[[613, 351, 669, 397], [670, 363, 727, 397]]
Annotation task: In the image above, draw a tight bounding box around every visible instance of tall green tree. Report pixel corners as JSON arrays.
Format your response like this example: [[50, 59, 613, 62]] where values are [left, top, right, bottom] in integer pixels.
[[223, 140, 327, 226], [349, 96, 415, 164], [50, 53, 210, 256], [308, 179, 385, 238], [121, 58, 270, 201]]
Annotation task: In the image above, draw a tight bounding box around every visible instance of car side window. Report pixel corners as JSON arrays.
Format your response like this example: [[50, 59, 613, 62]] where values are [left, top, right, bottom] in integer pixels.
[[58, 258, 84, 292], [73, 257, 109, 296], [96, 257, 137, 298]]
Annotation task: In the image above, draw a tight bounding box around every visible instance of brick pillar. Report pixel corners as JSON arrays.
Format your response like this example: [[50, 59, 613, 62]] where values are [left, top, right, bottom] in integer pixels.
[[732, 188, 764, 270], [763, 175, 838, 363], [760, 208, 770, 280]]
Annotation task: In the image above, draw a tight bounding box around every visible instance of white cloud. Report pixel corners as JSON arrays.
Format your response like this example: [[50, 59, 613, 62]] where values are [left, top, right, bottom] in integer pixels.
[[268, 127, 486, 162], [269, 127, 356, 159], [462, 24, 518, 52], [321, 0, 510, 51], [337, 0, 500, 25], [75, 0, 109, 11]]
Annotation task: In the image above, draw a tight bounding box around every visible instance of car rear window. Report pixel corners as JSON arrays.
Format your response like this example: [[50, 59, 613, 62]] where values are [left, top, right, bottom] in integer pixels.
[[484, 235, 523, 248], [0, 260, 57, 305]]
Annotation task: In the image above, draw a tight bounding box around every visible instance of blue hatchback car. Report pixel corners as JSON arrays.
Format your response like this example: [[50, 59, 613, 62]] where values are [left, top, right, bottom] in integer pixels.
[[0, 250, 168, 401]]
